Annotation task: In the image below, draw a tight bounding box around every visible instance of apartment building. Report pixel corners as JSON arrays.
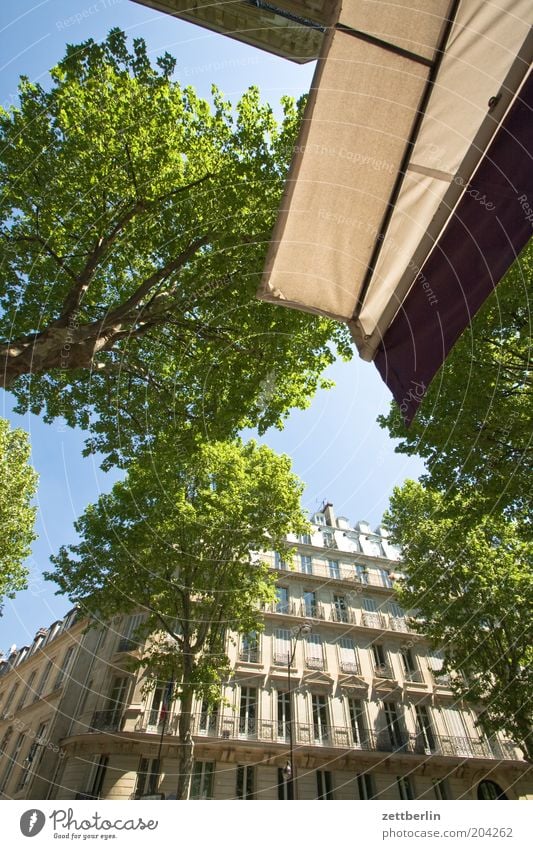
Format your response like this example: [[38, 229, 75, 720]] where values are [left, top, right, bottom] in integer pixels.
[[0, 504, 531, 800]]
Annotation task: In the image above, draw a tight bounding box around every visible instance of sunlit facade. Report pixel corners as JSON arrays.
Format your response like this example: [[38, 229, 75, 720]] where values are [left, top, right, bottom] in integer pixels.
[[1, 504, 531, 800]]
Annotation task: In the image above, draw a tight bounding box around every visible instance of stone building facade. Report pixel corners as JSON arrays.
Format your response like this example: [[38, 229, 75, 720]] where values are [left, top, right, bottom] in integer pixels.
[[1, 504, 531, 800]]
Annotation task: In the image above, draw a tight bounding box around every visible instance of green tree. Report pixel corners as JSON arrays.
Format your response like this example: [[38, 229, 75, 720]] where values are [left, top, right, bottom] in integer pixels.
[[0, 29, 350, 468], [384, 480, 533, 761], [379, 242, 532, 524], [46, 437, 308, 798], [0, 417, 38, 610]]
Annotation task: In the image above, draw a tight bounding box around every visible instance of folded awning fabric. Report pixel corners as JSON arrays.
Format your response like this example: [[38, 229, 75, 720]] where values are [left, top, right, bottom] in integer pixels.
[[258, 0, 533, 422]]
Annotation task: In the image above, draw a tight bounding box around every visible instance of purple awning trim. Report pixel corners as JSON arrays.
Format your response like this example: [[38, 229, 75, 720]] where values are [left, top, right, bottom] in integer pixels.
[[375, 71, 533, 425]]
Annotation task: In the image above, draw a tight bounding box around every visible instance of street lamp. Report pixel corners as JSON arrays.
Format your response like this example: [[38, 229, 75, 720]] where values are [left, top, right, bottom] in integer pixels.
[[285, 622, 312, 800]]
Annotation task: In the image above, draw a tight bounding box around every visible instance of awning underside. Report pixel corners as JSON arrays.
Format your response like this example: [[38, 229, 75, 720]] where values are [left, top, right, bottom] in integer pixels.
[[258, 0, 532, 419]]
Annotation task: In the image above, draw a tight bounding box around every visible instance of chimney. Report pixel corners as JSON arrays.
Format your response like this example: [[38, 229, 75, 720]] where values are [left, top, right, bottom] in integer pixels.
[[321, 502, 336, 527]]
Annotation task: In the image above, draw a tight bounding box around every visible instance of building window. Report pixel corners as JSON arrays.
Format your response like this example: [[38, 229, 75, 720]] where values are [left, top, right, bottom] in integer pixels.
[[117, 613, 145, 652], [198, 699, 218, 735], [397, 775, 414, 800], [433, 778, 451, 800], [277, 767, 293, 799], [274, 629, 291, 665], [322, 531, 336, 549], [0, 732, 24, 794], [415, 705, 436, 753], [316, 770, 334, 799], [357, 772, 375, 799], [276, 586, 289, 614], [16, 672, 36, 711], [105, 676, 129, 728], [333, 594, 348, 623], [328, 559, 340, 579], [338, 637, 359, 674], [299, 533, 312, 545], [382, 702, 406, 749], [190, 762, 215, 799], [401, 648, 422, 682], [305, 634, 324, 670], [477, 780, 508, 800], [274, 552, 287, 570], [146, 684, 166, 731], [89, 755, 108, 799], [16, 722, 47, 791], [300, 554, 313, 574], [389, 602, 405, 619], [0, 727, 13, 756], [378, 568, 393, 588], [362, 596, 378, 612], [54, 646, 76, 690], [34, 659, 54, 701], [277, 691, 291, 740], [312, 694, 329, 743], [303, 589, 317, 617], [3, 683, 19, 714], [239, 687, 257, 737], [134, 756, 159, 798], [236, 765, 255, 799], [348, 698, 368, 747], [240, 632, 259, 663], [355, 564, 369, 583], [371, 643, 391, 677]]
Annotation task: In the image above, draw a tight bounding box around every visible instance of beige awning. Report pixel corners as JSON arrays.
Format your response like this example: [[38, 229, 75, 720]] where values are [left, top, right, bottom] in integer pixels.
[[258, 0, 532, 361]]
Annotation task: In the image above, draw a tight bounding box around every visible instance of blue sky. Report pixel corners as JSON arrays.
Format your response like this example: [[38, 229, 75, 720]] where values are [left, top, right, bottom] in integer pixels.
[[0, 0, 425, 653]]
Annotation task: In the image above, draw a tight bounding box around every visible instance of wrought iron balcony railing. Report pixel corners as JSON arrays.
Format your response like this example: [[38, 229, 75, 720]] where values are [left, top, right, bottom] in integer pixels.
[[403, 669, 425, 684], [339, 660, 361, 675], [89, 709, 124, 733], [239, 649, 260, 664], [372, 663, 395, 679], [186, 714, 521, 761], [305, 656, 325, 671]]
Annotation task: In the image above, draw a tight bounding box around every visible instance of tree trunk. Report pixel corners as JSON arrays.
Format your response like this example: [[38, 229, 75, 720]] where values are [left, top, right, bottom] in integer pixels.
[[175, 654, 195, 800], [0, 324, 118, 386]]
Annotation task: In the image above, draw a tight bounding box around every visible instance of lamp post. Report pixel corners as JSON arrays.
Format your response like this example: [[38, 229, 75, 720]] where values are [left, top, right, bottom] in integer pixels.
[[283, 622, 312, 799]]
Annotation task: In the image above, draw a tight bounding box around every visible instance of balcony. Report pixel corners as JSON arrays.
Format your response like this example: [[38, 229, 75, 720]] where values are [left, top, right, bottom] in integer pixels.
[[403, 669, 425, 684], [300, 602, 326, 620], [362, 611, 385, 629], [269, 554, 397, 590], [89, 710, 124, 733], [264, 601, 298, 617], [339, 660, 361, 675], [238, 649, 260, 664], [372, 663, 394, 680], [305, 656, 325, 671], [188, 714, 523, 761], [330, 608, 357, 624], [432, 671, 453, 688], [116, 637, 138, 653]]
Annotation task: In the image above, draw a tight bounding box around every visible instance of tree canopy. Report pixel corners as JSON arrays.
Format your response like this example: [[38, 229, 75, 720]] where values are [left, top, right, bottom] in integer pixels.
[[379, 241, 532, 526], [46, 437, 308, 796], [384, 480, 533, 761], [0, 417, 38, 610], [0, 29, 350, 468]]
